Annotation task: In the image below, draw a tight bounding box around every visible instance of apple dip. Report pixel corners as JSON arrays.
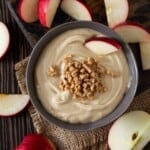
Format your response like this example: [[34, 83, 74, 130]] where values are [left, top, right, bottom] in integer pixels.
[[35, 28, 129, 123]]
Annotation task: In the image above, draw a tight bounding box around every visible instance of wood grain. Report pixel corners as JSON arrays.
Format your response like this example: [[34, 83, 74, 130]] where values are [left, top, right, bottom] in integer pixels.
[[0, 1, 34, 150]]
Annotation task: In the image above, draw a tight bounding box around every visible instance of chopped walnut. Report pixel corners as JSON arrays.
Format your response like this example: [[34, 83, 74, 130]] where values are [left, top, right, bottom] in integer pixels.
[[58, 55, 118, 101], [63, 54, 73, 64], [47, 54, 119, 101], [47, 65, 59, 77]]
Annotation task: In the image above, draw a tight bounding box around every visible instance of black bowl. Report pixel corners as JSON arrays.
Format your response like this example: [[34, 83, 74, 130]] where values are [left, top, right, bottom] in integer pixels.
[[26, 21, 138, 131]]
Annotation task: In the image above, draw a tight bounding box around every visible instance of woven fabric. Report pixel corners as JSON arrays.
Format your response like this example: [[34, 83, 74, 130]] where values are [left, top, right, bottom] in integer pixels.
[[15, 58, 150, 150]]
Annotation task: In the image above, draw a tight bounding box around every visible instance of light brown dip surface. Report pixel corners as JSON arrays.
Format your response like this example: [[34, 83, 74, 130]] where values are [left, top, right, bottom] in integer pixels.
[[35, 28, 130, 123]]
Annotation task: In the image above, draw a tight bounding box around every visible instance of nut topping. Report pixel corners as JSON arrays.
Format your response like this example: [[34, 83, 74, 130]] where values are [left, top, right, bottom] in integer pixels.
[[48, 54, 119, 101], [47, 65, 59, 77]]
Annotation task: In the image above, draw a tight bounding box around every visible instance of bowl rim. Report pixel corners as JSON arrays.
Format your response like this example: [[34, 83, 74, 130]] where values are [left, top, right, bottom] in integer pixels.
[[26, 21, 138, 131]]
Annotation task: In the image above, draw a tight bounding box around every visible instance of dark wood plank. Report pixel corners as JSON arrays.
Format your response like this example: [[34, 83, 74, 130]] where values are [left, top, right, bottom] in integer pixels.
[[0, 1, 34, 150]]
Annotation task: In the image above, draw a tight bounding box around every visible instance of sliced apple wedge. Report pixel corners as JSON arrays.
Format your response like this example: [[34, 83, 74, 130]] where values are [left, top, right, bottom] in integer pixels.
[[61, 0, 92, 21], [0, 22, 10, 59], [84, 37, 121, 55], [108, 111, 150, 150], [0, 94, 29, 116], [15, 134, 56, 150], [18, 0, 38, 23], [140, 42, 150, 70], [38, 0, 60, 27], [113, 22, 150, 43], [104, 0, 129, 28]]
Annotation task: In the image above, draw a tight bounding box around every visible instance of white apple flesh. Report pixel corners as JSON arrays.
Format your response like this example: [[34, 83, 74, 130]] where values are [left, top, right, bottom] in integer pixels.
[[113, 22, 150, 43], [0, 94, 29, 116], [0, 22, 10, 59], [61, 0, 92, 21], [104, 0, 129, 28], [38, 0, 60, 27], [84, 37, 121, 55], [140, 42, 150, 70], [18, 0, 38, 23], [108, 111, 150, 150]]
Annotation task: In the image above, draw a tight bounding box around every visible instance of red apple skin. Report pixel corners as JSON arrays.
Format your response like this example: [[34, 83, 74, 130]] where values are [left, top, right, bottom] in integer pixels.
[[18, 0, 38, 23], [18, 0, 26, 23], [0, 101, 30, 117], [113, 21, 150, 42], [113, 21, 150, 33], [38, 0, 50, 27], [38, 0, 60, 27], [15, 134, 56, 150], [85, 37, 121, 49]]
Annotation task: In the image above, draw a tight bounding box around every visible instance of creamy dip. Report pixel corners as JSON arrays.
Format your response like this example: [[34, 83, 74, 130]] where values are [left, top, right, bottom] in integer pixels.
[[35, 28, 129, 123]]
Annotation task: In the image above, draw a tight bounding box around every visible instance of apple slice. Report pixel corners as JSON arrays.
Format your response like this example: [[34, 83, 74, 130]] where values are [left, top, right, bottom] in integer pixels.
[[0, 94, 29, 116], [0, 22, 10, 59], [140, 42, 150, 70], [38, 0, 60, 27], [104, 0, 129, 28], [84, 37, 121, 55], [15, 134, 56, 150], [113, 22, 150, 43], [18, 0, 38, 23], [108, 111, 150, 150], [61, 0, 92, 21]]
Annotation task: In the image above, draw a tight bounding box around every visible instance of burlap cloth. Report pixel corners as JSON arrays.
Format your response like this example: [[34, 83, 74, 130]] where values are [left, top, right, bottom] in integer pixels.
[[14, 57, 150, 150]]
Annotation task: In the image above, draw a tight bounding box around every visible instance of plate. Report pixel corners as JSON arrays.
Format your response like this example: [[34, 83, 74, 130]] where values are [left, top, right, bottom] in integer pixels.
[[7, 0, 150, 94]]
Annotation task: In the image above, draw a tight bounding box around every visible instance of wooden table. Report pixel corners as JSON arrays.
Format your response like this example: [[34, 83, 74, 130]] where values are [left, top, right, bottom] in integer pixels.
[[0, 0, 150, 150], [0, 1, 34, 149]]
